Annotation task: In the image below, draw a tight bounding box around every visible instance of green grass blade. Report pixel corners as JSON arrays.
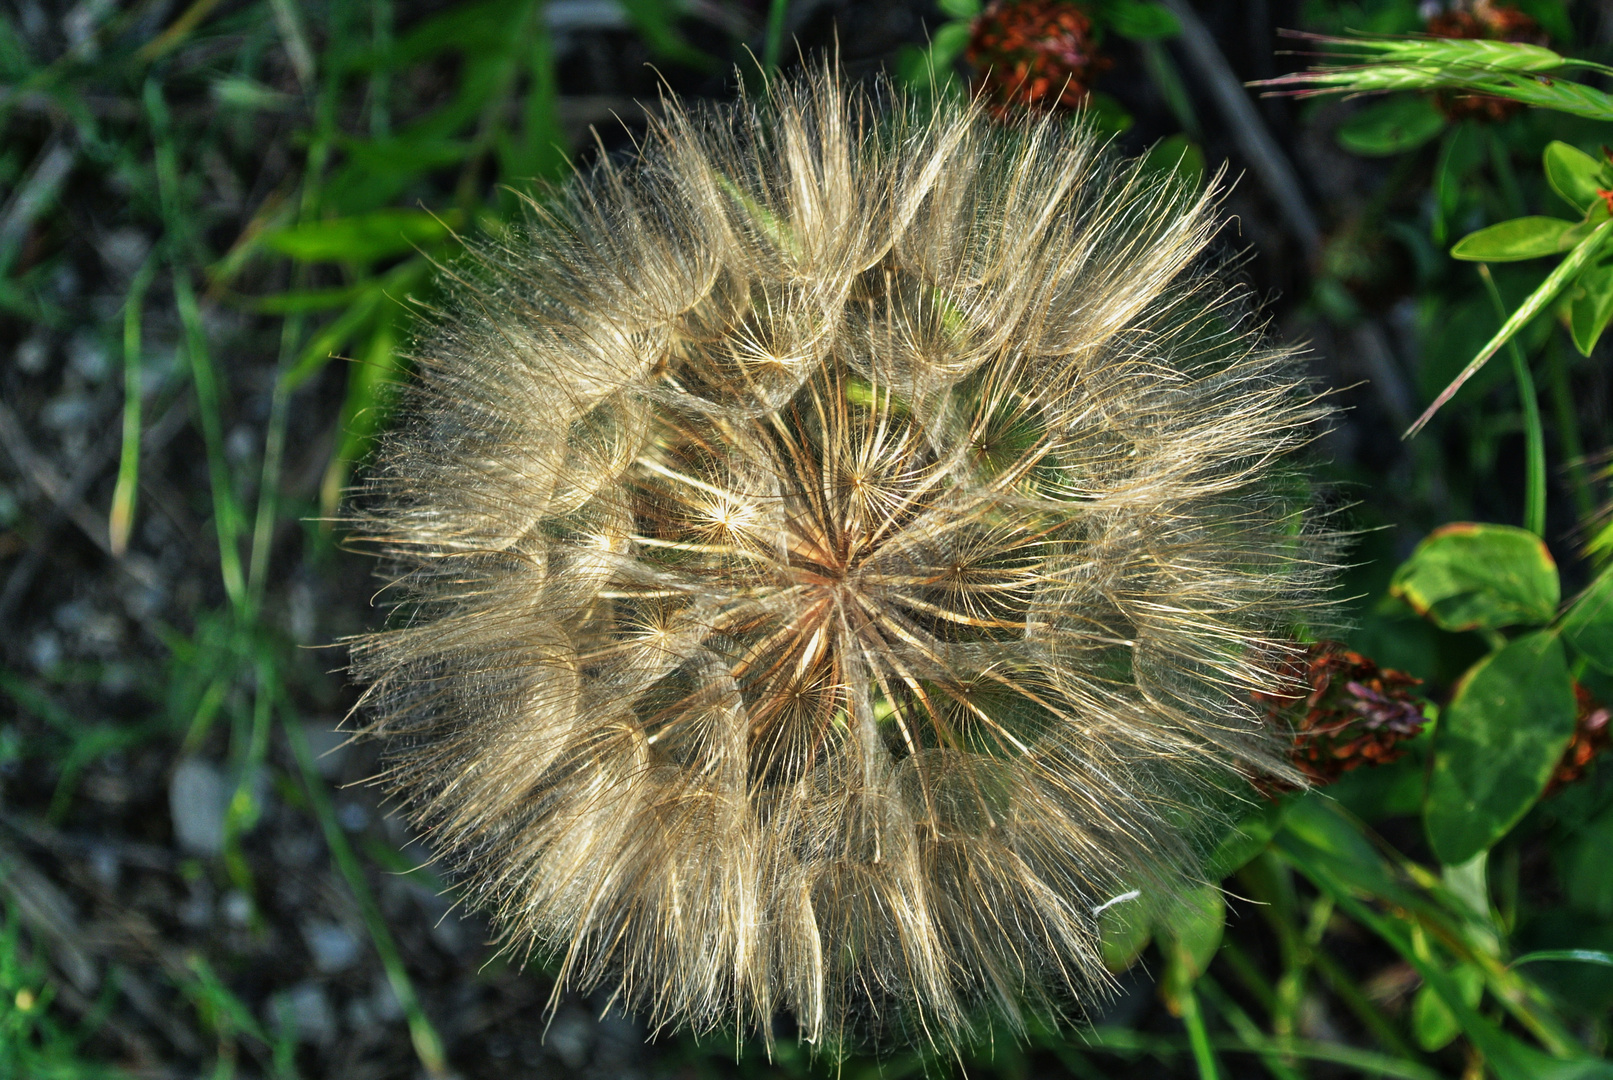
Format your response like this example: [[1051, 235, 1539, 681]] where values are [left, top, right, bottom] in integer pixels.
[[286, 720, 449, 1078], [1407, 218, 1613, 438], [109, 257, 157, 558], [1478, 265, 1547, 535]]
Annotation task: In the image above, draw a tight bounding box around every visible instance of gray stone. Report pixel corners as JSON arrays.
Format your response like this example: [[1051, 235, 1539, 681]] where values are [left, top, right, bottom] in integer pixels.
[[168, 758, 227, 856], [546, 1007, 594, 1071], [273, 982, 337, 1045], [302, 920, 361, 974]]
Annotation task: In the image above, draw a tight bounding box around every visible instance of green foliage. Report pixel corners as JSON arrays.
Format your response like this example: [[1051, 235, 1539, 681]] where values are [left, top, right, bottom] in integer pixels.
[[1425, 632, 1576, 864], [1336, 96, 1447, 156], [8, 0, 1613, 1074], [1389, 522, 1559, 631]]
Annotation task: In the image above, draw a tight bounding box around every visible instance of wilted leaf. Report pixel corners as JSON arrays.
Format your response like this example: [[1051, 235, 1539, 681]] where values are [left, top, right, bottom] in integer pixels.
[[1336, 95, 1447, 156], [1390, 523, 1559, 631], [1451, 216, 1576, 261], [1425, 632, 1576, 865]]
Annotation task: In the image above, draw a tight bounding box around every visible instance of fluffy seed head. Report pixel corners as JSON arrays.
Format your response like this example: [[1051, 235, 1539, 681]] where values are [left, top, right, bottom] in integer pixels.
[[350, 69, 1337, 1050]]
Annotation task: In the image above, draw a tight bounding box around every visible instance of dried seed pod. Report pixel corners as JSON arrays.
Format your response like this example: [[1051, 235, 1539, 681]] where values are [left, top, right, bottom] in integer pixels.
[[349, 69, 1339, 1051]]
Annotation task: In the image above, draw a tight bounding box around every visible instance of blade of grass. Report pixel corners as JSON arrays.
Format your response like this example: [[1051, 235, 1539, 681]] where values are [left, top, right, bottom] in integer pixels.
[[1546, 338, 1594, 519], [109, 256, 158, 557], [763, 0, 789, 76], [147, 78, 246, 608], [1274, 831, 1583, 1070], [1178, 981, 1223, 1080], [1408, 219, 1613, 437], [1479, 264, 1546, 535], [1084, 1026, 1444, 1080], [286, 719, 449, 1078], [1197, 976, 1303, 1080]]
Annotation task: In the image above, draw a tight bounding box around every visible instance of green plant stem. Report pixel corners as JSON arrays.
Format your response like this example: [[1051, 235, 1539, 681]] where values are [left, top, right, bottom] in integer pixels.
[[287, 720, 449, 1079], [763, 0, 788, 76], [109, 256, 157, 557], [1407, 218, 1613, 436], [1479, 264, 1546, 536], [1218, 939, 1276, 1013], [1084, 1026, 1442, 1080], [1274, 836, 1583, 1068], [1487, 129, 1527, 219], [1139, 40, 1200, 137], [1198, 976, 1303, 1080], [148, 77, 246, 607], [1178, 982, 1222, 1080], [1546, 336, 1595, 519], [1310, 946, 1424, 1063]]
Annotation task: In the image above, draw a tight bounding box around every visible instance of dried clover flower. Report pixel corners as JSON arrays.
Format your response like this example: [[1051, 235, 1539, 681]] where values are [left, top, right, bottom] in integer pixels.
[[1254, 641, 1427, 788], [1423, 0, 1548, 122], [349, 70, 1337, 1050], [965, 0, 1106, 115], [1545, 683, 1611, 796]]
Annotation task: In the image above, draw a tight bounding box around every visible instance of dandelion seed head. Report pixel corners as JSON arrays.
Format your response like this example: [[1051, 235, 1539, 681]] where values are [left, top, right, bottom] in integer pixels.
[[350, 68, 1339, 1051]]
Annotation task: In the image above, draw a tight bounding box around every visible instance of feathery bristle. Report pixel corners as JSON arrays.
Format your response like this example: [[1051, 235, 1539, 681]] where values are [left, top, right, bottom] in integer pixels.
[[348, 68, 1338, 1051]]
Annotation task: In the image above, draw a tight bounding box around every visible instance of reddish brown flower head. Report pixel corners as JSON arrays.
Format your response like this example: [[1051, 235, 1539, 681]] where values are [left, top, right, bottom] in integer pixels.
[[1255, 641, 1428, 787], [1546, 683, 1612, 796], [1423, 1, 1548, 122], [965, 0, 1106, 115]]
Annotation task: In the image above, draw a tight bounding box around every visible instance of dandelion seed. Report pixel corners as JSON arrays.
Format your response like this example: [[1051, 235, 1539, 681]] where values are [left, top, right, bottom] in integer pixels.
[[349, 68, 1339, 1052]]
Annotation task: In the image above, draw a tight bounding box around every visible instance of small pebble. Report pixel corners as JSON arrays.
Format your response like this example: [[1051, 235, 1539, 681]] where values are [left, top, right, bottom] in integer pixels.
[[222, 890, 253, 926], [302, 920, 361, 973], [15, 335, 48, 374], [301, 722, 348, 779], [337, 802, 369, 832], [274, 982, 337, 1045], [546, 1007, 594, 1071], [169, 758, 227, 857]]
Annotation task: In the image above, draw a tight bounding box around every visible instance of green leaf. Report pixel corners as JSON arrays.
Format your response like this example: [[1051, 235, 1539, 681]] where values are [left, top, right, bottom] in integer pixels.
[[262, 209, 460, 263], [1544, 141, 1612, 215], [1390, 523, 1559, 631], [1097, 894, 1150, 972], [1425, 632, 1577, 865], [1555, 805, 1613, 917], [617, 0, 719, 72], [1451, 216, 1576, 261], [1280, 795, 1408, 904], [1085, 91, 1134, 136], [937, 0, 981, 18], [1161, 883, 1219, 986], [930, 20, 974, 69], [1411, 219, 1613, 436], [1335, 96, 1447, 156], [1105, 0, 1180, 40], [1569, 261, 1613, 355], [1206, 800, 1287, 878], [1562, 565, 1613, 673], [1142, 134, 1204, 186], [1411, 965, 1483, 1051], [1512, 949, 1613, 969]]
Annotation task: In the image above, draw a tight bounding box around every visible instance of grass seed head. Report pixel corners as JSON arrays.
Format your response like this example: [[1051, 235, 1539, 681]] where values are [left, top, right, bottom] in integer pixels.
[[349, 68, 1340, 1051]]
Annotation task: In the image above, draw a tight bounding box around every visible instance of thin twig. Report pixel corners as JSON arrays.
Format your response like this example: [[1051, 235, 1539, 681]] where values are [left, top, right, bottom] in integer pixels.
[[1160, 0, 1321, 256]]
